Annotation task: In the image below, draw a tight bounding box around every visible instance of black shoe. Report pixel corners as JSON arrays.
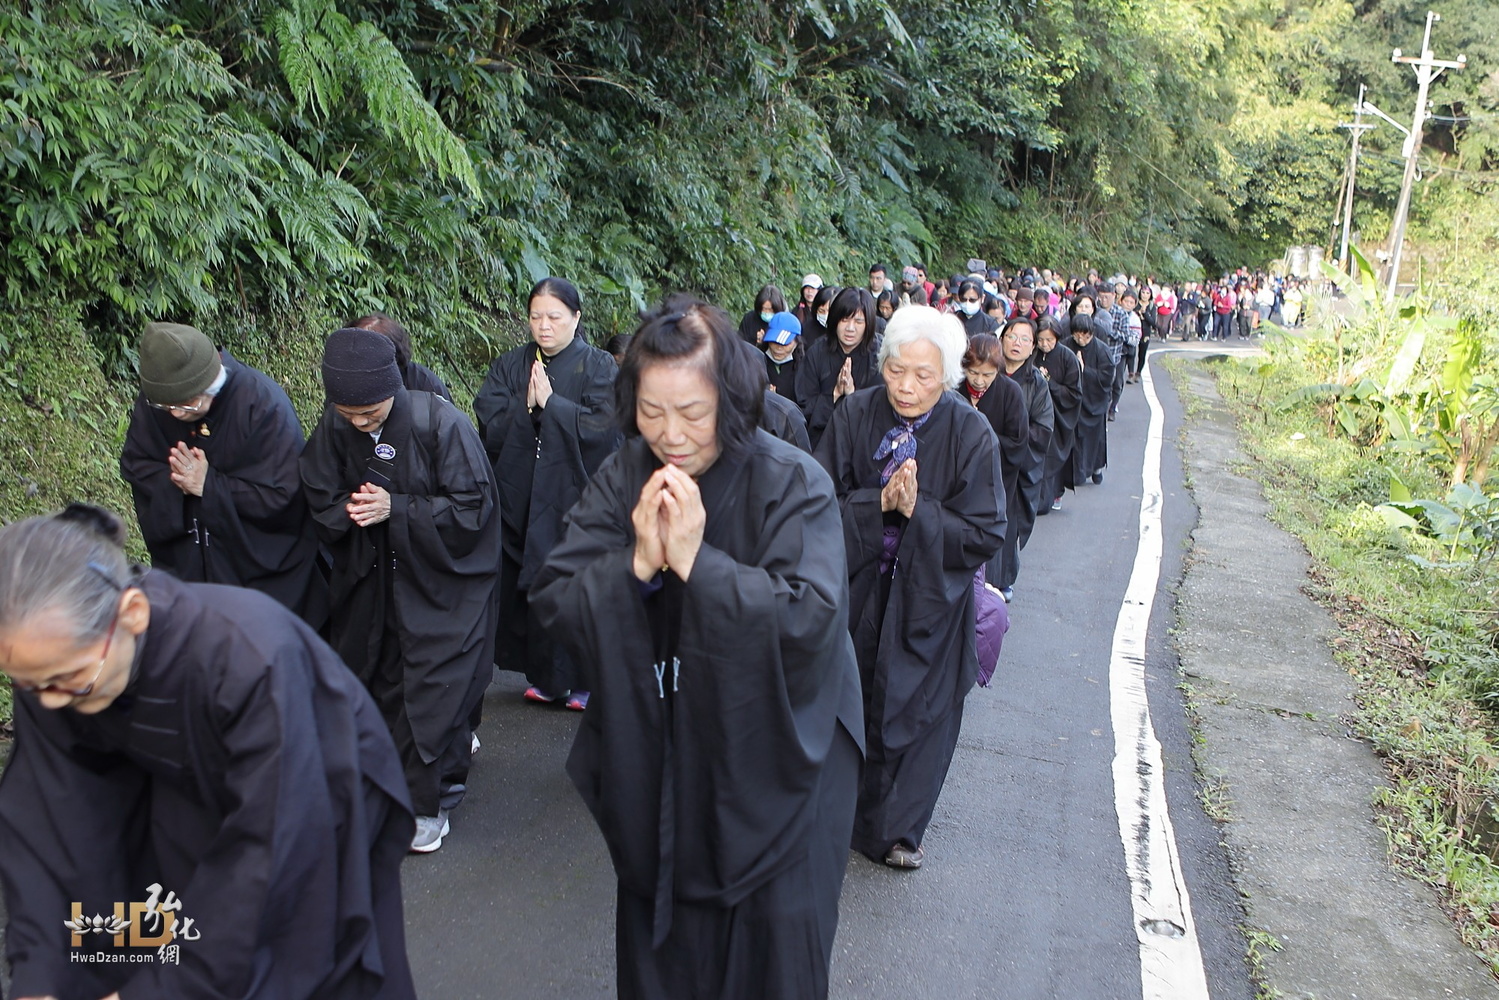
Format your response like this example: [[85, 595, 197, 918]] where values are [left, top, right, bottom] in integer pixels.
[[1091, 471, 1104, 485], [884, 843, 925, 869]]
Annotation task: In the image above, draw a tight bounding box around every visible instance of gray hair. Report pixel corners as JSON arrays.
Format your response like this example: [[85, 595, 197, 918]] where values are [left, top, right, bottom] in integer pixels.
[[877, 306, 966, 389], [0, 506, 129, 645]]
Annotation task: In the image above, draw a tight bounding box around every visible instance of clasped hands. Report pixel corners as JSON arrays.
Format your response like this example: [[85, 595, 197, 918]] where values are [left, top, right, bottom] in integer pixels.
[[347, 482, 392, 527], [631, 464, 705, 582], [167, 441, 207, 497], [832, 357, 856, 401], [526, 360, 553, 410], [880, 458, 918, 518]]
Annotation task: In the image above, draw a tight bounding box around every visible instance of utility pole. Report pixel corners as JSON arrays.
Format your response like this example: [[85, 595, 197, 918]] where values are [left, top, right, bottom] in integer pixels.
[[1383, 11, 1465, 304], [1337, 84, 1373, 272]]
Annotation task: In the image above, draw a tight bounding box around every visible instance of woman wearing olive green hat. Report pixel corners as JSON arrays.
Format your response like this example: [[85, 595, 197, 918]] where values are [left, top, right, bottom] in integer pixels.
[[120, 321, 327, 626]]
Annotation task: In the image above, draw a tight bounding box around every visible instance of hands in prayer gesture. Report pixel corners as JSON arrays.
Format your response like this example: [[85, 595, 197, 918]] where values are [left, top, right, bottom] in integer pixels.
[[168, 441, 207, 497], [526, 360, 553, 410], [632, 465, 706, 582], [347, 482, 392, 527], [880, 458, 918, 518], [833, 358, 856, 401]]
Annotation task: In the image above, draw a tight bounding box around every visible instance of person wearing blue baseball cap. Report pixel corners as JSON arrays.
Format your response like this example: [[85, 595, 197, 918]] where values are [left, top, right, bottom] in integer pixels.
[[762, 311, 802, 400]]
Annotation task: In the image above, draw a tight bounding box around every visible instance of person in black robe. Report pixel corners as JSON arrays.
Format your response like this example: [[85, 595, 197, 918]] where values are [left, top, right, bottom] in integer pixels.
[[761, 311, 802, 400], [301, 327, 500, 852], [793, 274, 823, 333], [795, 287, 880, 449], [800, 284, 839, 350], [120, 321, 326, 627], [0, 505, 415, 1000], [1064, 314, 1114, 485], [997, 317, 1054, 587], [736, 283, 786, 344], [531, 297, 863, 999], [1035, 319, 1082, 511], [1057, 288, 1097, 341], [738, 339, 813, 453], [955, 278, 1000, 338], [473, 277, 623, 709], [352, 312, 453, 401], [814, 305, 1005, 870], [959, 333, 1027, 598]]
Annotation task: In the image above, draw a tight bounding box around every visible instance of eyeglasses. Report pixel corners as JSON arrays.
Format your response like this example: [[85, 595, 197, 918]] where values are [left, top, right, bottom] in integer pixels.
[[13, 610, 118, 697], [148, 395, 209, 415]]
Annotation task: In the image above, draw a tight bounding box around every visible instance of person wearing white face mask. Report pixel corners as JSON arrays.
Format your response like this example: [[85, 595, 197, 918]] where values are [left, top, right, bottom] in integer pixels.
[[737, 283, 787, 345], [955, 279, 999, 338]]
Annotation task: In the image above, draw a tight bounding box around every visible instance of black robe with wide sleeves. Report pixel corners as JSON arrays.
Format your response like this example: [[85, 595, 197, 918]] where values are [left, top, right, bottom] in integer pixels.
[[761, 388, 813, 453], [531, 432, 863, 991], [794, 338, 880, 451], [301, 388, 500, 765], [1064, 335, 1114, 480], [1035, 344, 1082, 503], [120, 353, 326, 627], [965, 376, 1027, 590], [814, 387, 1005, 859], [0, 572, 414, 1000], [473, 337, 622, 694], [1004, 361, 1054, 560]]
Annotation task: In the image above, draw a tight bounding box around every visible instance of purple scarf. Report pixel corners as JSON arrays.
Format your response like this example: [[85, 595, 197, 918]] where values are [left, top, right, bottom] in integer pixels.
[[874, 408, 933, 574]]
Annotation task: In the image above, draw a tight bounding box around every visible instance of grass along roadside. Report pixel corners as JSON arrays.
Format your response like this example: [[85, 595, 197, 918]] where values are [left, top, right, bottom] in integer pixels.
[[1198, 354, 1499, 976]]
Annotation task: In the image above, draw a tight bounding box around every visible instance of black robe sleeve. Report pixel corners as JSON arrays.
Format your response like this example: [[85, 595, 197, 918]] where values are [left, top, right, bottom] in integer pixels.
[[530, 435, 860, 916], [1018, 366, 1054, 485], [972, 377, 1028, 503], [0, 699, 145, 1000], [0, 591, 415, 1000], [759, 388, 812, 453], [814, 389, 1005, 748]]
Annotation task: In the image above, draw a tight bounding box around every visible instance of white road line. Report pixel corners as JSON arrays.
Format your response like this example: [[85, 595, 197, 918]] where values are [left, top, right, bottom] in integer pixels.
[[1110, 352, 1211, 1000]]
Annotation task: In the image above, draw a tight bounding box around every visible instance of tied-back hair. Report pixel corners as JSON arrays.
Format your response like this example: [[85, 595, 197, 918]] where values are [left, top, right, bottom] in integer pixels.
[[826, 287, 877, 350], [617, 295, 764, 457], [0, 504, 131, 645], [351, 313, 413, 369], [963, 333, 1003, 370], [529, 276, 589, 344]]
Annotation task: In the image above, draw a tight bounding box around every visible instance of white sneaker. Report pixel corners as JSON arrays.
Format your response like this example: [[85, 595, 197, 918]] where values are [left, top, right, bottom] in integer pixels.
[[410, 813, 450, 854], [470, 732, 481, 756]]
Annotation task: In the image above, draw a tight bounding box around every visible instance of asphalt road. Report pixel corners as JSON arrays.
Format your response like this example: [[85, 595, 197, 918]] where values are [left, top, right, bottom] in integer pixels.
[[401, 349, 1257, 1000]]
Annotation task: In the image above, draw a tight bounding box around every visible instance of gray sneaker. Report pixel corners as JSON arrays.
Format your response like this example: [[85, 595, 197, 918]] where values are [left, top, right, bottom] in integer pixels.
[[410, 813, 450, 854]]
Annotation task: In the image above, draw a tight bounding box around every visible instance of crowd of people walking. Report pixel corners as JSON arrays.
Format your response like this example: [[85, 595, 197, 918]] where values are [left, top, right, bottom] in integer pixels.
[[0, 260, 1293, 999]]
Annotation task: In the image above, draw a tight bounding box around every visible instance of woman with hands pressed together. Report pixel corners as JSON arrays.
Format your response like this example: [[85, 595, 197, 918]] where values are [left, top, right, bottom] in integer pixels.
[[301, 327, 501, 854], [474, 277, 622, 711], [532, 297, 862, 1000], [813, 305, 1005, 871], [795, 286, 881, 449]]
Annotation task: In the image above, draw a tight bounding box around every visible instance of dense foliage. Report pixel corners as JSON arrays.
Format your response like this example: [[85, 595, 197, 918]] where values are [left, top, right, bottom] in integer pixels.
[[2, 0, 1492, 369]]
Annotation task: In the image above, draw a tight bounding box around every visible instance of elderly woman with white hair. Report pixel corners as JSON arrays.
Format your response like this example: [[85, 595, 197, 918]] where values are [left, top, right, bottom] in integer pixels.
[[813, 306, 1005, 870]]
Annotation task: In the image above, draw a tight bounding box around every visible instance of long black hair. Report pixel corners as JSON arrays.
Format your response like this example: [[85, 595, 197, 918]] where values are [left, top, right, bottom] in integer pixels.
[[528, 276, 588, 344], [753, 284, 787, 314], [616, 295, 763, 457], [826, 286, 877, 351]]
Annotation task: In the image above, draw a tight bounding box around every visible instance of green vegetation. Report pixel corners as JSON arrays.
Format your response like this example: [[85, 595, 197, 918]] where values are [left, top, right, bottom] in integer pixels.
[[1211, 271, 1499, 970], [0, 1, 1494, 732]]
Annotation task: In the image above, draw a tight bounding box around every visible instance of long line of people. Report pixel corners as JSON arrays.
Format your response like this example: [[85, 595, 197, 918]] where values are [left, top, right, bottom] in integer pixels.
[[1, 260, 1221, 1000]]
